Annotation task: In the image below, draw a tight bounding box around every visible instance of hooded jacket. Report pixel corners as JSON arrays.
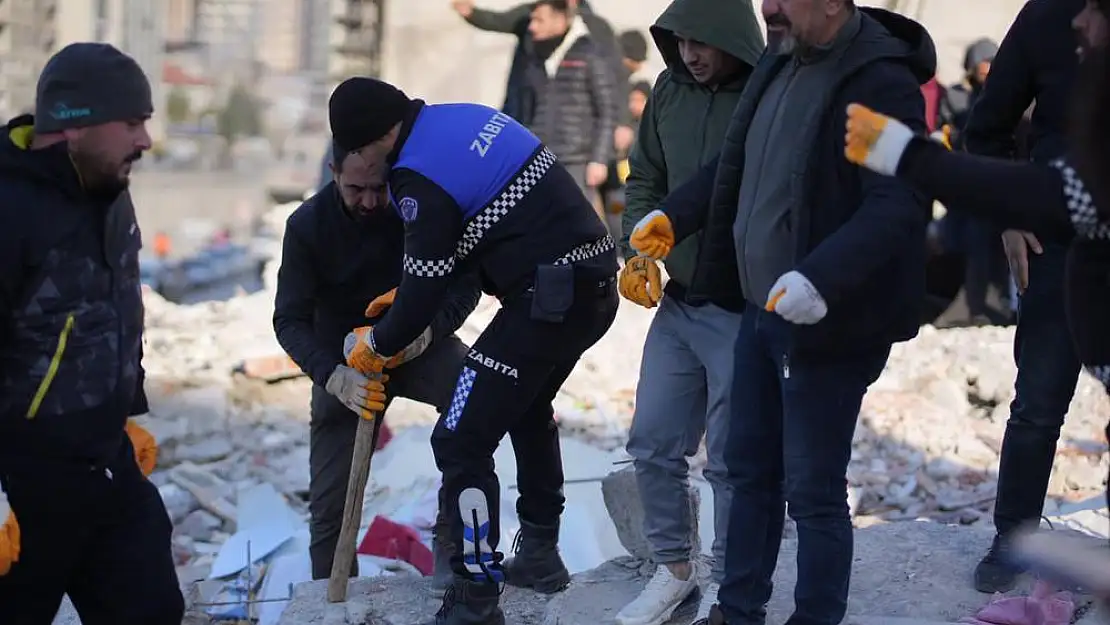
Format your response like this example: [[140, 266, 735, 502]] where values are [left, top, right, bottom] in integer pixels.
[[938, 38, 998, 148], [0, 115, 148, 466], [659, 9, 936, 358], [620, 0, 763, 295]]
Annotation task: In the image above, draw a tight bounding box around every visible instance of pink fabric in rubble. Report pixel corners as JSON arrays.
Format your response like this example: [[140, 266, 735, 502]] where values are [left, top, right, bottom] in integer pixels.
[[959, 580, 1074, 625]]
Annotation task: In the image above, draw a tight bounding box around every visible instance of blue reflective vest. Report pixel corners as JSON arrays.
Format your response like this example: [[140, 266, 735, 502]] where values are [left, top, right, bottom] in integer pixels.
[[391, 104, 543, 221]]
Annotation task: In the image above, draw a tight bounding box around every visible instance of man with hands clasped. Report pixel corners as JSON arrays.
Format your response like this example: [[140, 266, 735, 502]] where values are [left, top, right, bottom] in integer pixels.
[[629, 1, 934, 623]]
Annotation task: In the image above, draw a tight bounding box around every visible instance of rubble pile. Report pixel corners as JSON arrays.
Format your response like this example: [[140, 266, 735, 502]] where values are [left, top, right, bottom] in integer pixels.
[[852, 324, 1110, 525]]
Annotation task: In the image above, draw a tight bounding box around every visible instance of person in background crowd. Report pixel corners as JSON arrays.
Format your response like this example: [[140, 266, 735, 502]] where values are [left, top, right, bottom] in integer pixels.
[[0, 42, 183, 624], [273, 143, 480, 585], [932, 38, 1012, 328], [450, 0, 621, 128], [153, 230, 172, 259], [599, 80, 654, 242], [920, 76, 944, 134], [527, 0, 618, 207], [959, 0, 1085, 594], [615, 0, 763, 621], [628, 1, 934, 621]]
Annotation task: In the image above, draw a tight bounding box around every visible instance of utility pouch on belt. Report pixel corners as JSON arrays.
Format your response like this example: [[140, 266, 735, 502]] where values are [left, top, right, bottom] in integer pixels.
[[530, 264, 575, 323]]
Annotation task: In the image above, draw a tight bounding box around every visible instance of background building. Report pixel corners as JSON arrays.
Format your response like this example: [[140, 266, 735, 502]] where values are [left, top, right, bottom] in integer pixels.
[[0, 0, 56, 117]]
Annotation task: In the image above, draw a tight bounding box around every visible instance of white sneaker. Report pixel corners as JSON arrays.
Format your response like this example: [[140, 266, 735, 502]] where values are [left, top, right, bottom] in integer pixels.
[[615, 564, 699, 625], [692, 582, 720, 624]]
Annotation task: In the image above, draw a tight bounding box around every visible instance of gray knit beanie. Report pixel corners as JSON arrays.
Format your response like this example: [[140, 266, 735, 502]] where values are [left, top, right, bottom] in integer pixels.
[[34, 42, 154, 134]]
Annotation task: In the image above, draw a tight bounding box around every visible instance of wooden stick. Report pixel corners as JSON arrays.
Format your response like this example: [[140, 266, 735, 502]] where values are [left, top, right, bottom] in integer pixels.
[[326, 392, 383, 603]]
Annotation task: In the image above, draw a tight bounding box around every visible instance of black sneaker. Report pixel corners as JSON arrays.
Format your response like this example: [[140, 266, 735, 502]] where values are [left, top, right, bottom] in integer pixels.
[[692, 604, 728, 625], [974, 534, 1019, 593]]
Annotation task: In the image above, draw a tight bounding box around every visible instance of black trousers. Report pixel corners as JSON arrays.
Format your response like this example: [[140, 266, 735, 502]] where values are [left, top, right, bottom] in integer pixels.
[[431, 281, 618, 575], [308, 334, 468, 580], [0, 437, 184, 625]]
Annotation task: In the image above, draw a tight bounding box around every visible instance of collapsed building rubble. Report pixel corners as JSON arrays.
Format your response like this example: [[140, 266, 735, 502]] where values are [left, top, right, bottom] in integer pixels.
[[50, 201, 1109, 623]]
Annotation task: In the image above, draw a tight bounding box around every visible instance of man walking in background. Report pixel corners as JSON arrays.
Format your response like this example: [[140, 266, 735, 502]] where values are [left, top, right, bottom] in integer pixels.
[[528, 0, 618, 205], [615, 0, 763, 622], [450, 0, 620, 128], [629, 0, 933, 621], [961, 0, 1084, 594], [273, 143, 481, 584], [0, 42, 183, 624]]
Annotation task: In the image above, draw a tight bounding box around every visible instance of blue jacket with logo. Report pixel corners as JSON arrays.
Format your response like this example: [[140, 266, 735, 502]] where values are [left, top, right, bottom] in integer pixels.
[[0, 115, 149, 465], [371, 101, 616, 356]]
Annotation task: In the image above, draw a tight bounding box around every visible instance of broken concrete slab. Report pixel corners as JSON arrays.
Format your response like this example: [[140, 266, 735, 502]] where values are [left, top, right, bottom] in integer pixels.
[[601, 465, 701, 563], [543, 521, 1042, 624], [276, 575, 550, 624]]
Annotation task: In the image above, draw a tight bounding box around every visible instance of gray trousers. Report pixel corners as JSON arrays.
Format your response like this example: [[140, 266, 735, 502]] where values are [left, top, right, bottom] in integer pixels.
[[626, 297, 741, 582], [308, 334, 468, 580]]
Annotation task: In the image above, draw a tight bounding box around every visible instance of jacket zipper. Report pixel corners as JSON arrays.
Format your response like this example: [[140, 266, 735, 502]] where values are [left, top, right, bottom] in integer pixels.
[[26, 313, 76, 419]]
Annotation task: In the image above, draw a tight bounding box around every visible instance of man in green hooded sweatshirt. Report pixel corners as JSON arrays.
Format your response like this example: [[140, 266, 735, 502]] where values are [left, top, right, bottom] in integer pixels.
[[615, 1, 763, 624]]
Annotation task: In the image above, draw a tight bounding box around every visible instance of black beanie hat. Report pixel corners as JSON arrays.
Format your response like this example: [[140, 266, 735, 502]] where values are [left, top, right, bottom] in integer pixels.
[[34, 42, 153, 134], [328, 77, 411, 154], [619, 30, 649, 63]]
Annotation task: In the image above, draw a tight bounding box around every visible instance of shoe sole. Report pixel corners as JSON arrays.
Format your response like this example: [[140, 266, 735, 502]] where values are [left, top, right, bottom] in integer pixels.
[[459, 487, 504, 584]]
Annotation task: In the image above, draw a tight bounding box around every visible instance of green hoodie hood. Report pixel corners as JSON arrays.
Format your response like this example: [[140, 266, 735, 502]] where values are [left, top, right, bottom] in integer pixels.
[[650, 0, 764, 82], [621, 0, 765, 289]]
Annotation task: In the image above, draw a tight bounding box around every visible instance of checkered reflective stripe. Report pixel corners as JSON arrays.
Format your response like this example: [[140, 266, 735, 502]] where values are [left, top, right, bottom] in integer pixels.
[[403, 253, 456, 278], [445, 366, 477, 431], [553, 234, 616, 266], [455, 147, 558, 262], [1052, 159, 1110, 240]]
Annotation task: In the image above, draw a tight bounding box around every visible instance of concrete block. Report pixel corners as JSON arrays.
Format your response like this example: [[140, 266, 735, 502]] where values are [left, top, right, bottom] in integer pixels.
[[600, 465, 700, 563]]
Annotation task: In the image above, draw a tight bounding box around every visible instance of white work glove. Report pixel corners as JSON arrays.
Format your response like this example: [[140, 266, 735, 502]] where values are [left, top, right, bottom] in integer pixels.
[[325, 364, 387, 419], [843, 103, 915, 176], [765, 271, 828, 325]]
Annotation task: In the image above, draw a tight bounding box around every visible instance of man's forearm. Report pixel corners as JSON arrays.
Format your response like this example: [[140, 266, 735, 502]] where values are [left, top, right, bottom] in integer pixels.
[[430, 274, 481, 340]]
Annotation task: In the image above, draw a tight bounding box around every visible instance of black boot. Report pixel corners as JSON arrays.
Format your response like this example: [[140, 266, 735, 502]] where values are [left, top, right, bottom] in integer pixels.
[[503, 519, 570, 593], [974, 534, 1019, 593], [430, 511, 456, 595], [423, 576, 505, 625]]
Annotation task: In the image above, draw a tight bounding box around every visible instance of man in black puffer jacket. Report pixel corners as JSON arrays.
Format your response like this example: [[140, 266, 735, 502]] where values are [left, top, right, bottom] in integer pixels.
[[0, 43, 183, 624], [526, 0, 617, 201]]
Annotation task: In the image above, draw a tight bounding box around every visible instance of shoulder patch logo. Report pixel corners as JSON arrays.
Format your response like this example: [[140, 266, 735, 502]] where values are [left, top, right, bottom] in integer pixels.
[[398, 197, 419, 222]]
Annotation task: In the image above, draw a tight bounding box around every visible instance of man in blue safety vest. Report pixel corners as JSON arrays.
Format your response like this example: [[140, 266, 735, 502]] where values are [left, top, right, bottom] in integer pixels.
[[329, 77, 618, 624]]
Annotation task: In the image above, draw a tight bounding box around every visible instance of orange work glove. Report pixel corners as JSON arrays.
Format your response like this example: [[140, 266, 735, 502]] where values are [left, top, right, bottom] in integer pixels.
[[629, 209, 675, 259], [343, 326, 388, 374], [325, 364, 389, 420], [126, 419, 158, 477], [365, 288, 396, 318], [618, 256, 663, 308], [0, 484, 20, 576]]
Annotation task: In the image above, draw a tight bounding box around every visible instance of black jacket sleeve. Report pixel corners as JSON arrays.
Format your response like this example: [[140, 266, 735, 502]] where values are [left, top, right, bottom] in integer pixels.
[[429, 270, 481, 340], [371, 169, 464, 356], [587, 42, 618, 165], [659, 155, 720, 243], [129, 340, 150, 415], [272, 214, 342, 387], [897, 138, 1074, 238], [962, 3, 1036, 158], [464, 3, 532, 34]]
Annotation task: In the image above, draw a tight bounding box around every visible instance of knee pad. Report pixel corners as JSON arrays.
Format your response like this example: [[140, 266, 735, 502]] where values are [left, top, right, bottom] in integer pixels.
[[458, 487, 504, 583]]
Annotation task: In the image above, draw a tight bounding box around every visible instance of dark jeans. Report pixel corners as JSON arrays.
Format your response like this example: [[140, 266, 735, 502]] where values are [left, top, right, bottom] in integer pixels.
[[994, 243, 1083, 536], [308, 335, 468, 580], [431, 281, 617, 575], [720, 305, 889, 625], [0, 438, 184, 625]]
